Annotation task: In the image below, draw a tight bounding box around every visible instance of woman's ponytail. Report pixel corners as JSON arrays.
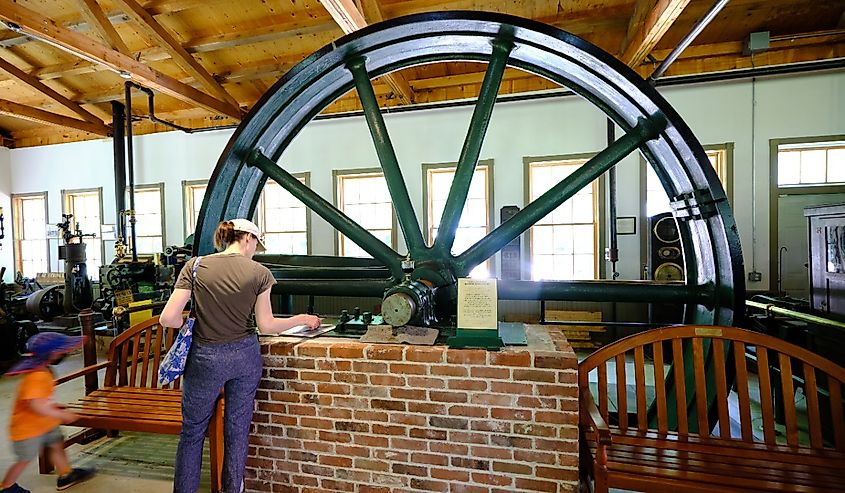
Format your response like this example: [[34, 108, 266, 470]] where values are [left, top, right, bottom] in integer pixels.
[[213, 220, 236, 250]]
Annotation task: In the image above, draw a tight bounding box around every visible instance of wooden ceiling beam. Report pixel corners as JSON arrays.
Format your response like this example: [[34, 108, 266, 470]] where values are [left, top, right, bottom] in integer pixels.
[[109, 0, 241, 111], [0, 0, 241, 119], [183, 14, 336, 53], [0, 98, 110, 135], [0, 55, 105, 125], [77, 0, 131, 56], [620, 0, 691, 67], [319, 0, 415, 104]]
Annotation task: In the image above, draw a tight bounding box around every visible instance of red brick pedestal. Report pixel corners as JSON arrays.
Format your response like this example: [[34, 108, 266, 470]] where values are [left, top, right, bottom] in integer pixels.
[[246, 324, 579, 493]]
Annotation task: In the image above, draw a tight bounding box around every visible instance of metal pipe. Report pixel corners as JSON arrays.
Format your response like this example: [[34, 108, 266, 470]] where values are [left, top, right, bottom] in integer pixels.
[[652, 0, 731, 82], [111, 101, 127, 244], [606, 118, 619, 278], [746, 300, 845, 332], [124, 82, 138, 262], [130, 83, 195, 133], [497, 279, 711, 305], [777, 246, 788, 295]]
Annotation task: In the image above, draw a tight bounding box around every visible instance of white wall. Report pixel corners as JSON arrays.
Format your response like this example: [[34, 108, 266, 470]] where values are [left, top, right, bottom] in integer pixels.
[[0, 146, 11, 281], [7, 70, 845, 290]]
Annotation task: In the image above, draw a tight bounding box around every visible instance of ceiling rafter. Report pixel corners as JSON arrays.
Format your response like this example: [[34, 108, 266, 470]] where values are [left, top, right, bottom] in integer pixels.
[[0, 98, 110, 135], [319, 0, 415, 104], [0, 0, 242, 120], [77, 0, 131, 56], [620, 0, 691, 67], [108, 0, 241, 111], [0, 55, 105, 125]]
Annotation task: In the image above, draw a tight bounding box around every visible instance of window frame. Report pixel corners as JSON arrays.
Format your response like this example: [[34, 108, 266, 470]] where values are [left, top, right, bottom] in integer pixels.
[[61, 187, 105, 279], [422, 159, 495, 277], [524, 153, 606, 281], [333, 167, 398, 257], [182, 179, 208, 239], [256, 172, 312, 255], [12, 191, 50, 278], [125, 182, 166, 253]]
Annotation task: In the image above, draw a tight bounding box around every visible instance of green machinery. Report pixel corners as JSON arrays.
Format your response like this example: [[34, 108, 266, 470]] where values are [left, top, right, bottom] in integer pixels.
[[194, 11, 746, 431]]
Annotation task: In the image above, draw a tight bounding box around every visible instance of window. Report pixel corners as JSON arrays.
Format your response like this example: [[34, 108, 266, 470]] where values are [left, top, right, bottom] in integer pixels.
[[256, 174, 309, 254], [12, 192, 49, 278], [778, 141, 845, 186], [63, 188, 103, 279], [527, 157, 598, 281], [424, 162, 492, 278], [126, 184, 164, 253], [183, 180, 208, 238], [646, 145, 732, 216], [335, 170, 394, 257]]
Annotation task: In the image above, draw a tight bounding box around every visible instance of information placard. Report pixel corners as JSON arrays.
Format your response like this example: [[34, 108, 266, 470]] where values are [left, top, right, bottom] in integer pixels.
[[457, 278, 498, 329]]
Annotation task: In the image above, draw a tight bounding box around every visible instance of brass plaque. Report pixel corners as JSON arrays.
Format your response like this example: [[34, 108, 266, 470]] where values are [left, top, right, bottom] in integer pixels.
[[694, 327, 723, 337]]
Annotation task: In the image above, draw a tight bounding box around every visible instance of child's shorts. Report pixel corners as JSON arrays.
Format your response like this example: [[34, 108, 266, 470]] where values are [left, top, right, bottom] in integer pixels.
[[11, 427, 64, 462]]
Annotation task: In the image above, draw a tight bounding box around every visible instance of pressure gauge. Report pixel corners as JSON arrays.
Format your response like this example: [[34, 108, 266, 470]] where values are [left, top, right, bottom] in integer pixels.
[[653, 216, 680, 243], [382, 292, 416, 326], [654, 263, 683, 281]]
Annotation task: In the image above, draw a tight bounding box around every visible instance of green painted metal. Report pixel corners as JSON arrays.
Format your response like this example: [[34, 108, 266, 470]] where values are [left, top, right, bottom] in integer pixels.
[[456, 113, 668, 275], [348, 57, 427, 257], [247, 148, 404, 280], [435, 38, 514, 255], [497, 279, 712, 306], [447, 328, 504, 350], [747, 300, 845, 332]]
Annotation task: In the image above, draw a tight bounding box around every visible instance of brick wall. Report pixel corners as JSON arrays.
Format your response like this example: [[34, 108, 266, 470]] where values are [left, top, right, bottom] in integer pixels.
[[246, 324, 579, 493]]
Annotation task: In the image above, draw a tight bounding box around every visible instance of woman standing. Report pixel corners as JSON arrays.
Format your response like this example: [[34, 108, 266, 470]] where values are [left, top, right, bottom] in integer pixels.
[[160, 218, 320, 493]]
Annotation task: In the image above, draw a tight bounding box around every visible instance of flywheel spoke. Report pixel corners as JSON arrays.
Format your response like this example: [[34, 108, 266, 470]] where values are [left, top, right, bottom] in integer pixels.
[[347, 57, 426, 256], [246, 148, 404, 279], [456, 113, 668, 275], [434, 38, 513, 254]]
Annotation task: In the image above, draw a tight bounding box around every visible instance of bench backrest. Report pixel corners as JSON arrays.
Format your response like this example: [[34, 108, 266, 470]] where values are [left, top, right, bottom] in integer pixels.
[[579, 325, 845, 451], [104, 315, 184, 390]]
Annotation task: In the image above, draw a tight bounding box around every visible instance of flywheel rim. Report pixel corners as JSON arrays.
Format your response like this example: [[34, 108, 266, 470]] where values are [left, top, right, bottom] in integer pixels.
[[195, 11, 745, 326]]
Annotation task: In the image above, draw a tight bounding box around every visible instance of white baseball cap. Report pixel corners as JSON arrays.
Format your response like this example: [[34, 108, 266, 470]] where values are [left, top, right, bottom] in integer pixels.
[[230, 218, 266, 252]]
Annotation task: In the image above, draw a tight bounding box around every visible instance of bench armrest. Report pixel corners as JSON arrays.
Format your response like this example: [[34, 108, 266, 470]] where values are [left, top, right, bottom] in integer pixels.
[[55, 361, 110, 385], [580, 391, 612, 445]]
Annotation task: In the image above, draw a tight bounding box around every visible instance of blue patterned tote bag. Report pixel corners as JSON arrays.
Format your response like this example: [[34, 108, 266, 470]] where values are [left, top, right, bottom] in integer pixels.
[[158, 257, 202, 386]]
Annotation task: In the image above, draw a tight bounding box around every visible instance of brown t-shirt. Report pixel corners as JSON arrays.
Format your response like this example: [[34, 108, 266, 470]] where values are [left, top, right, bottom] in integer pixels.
[[175, 254, 276, 344]]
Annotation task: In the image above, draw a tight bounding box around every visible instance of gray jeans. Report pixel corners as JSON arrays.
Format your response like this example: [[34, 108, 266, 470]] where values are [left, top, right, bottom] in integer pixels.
[[173, 335, 262, 493]]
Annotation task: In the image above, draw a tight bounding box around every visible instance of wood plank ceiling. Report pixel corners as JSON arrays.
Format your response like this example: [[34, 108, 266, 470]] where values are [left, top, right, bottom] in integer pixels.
[[0, 0, 842, 148]]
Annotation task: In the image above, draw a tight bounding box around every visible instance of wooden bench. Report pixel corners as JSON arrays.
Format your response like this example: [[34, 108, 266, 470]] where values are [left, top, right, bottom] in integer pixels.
[[45, 316, 223, 492], [579, 325, 845, 492]]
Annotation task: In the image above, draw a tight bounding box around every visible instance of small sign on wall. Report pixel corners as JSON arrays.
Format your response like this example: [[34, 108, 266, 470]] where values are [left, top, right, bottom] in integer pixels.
[[616, 216, 637, 235]]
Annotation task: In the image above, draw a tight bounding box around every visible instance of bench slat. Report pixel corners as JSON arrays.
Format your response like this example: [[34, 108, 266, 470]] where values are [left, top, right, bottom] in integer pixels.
[[139, 328, 153, 388], [652, 342, 667, 434], [151, 326, 164, 389], [779, 353, 799, 447], [615, 354, 627, 431], [599, 445, 845, 487], [598, 361, 608, 420], [634, 346, 646, 432], [831, 380, 845, 451], [692, 338, 709, 435], [671, 338, 688, 435], [732, 341, 754, 442], [711, 339, 730, 439], [608, 460, 840, 492], [756, 347, 777, 444], [803, 363, 823, 449]]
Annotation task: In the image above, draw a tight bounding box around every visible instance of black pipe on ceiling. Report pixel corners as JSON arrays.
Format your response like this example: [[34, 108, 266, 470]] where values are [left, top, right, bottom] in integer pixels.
[[124, 82, 138, 262]]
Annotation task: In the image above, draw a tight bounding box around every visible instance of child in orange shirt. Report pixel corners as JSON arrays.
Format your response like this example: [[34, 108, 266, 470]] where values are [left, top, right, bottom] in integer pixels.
[[1, 333, 95, 493]]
